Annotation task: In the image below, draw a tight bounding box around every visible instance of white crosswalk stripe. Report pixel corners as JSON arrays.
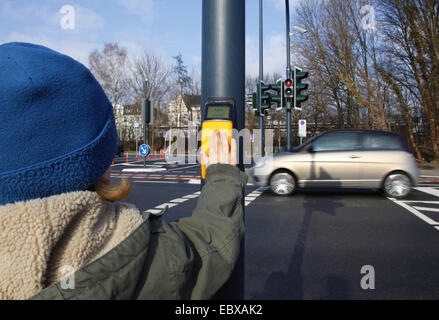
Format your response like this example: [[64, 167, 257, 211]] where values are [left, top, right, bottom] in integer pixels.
[[389, 186, 439, 231], [244, 188, 265, 207]]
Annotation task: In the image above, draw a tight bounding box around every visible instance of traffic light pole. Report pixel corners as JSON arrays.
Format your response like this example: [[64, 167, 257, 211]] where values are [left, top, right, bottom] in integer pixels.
[[143, 79, 148, 168], [201, 0, 245, 300], [259, 0, 264, 158], [285, 0, 292, 152]]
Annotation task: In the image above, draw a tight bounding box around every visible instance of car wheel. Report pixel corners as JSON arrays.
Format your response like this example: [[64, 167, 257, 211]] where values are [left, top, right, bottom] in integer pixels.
[[270, 171, 296, 196], [383, 172, 412, 199]]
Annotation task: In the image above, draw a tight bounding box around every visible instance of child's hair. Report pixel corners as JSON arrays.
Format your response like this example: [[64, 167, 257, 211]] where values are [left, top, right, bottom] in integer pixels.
[[90, 177, 133, 202]]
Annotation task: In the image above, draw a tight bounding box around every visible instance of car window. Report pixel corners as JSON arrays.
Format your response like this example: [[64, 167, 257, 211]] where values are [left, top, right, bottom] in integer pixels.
[[362, 133, 402, 150], [293, 134, 321, 152], [312, 132, 361, 152]]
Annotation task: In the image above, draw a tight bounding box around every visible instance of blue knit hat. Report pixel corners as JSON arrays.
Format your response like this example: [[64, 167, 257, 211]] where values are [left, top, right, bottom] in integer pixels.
[[0, 42, 118, 206]]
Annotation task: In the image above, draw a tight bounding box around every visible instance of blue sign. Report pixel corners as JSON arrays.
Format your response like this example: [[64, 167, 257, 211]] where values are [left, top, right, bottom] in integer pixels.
[[139, 144, 150, 157]]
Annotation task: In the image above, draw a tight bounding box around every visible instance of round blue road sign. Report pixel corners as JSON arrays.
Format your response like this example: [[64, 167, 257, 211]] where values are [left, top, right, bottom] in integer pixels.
[[139, 144, 150, 157]]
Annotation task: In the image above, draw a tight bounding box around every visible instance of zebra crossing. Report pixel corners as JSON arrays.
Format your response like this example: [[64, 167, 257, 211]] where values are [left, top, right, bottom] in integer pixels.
[[389, 184, 439, 231]]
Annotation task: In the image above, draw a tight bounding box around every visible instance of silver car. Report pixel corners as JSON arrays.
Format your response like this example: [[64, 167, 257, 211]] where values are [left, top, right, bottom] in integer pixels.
[[250, 129, 419, 199]]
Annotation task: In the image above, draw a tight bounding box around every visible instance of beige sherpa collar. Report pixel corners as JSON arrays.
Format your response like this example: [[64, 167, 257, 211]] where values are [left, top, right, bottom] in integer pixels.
[[0, 191, 144, 300]]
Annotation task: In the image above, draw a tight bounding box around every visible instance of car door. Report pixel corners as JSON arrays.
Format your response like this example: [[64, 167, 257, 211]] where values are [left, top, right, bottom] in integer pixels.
[[302, 131, 362, 188], [357, 132, 406, 188]]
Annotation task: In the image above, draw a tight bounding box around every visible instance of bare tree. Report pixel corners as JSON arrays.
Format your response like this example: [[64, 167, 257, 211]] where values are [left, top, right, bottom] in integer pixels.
[[173, 53, 193, 127], [88, 43, 130, 107], [379, 0, 439, 159], [127, 51, 173, 148], [188, 65, 202, 96], [289, 0, 439, 160], [129, 51, 172, 121]]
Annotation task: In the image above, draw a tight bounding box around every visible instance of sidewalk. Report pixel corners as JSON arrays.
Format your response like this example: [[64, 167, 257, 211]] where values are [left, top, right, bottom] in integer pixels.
[[418, 163, 439, 177]]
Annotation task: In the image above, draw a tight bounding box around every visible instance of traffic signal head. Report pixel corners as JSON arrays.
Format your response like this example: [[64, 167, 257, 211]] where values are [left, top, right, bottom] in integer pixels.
[[294, 69, 309, 110], [252, 82, 285, 116], [259, 83, 273, 114], [284, 79, 294, 98], [142, 98, 151, 124]]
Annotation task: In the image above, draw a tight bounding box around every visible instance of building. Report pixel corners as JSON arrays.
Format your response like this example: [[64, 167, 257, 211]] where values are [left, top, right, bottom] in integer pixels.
[[113, 103, 142, 142], [168, 94, 201, 128]]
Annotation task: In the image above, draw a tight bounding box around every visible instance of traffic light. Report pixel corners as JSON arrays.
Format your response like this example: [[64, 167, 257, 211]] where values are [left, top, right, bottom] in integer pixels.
[[284, 79, 294, 99], [268, 82, 283, 110], [251, 81, 285, 117], [294, 67, 309, 111], [248, 92, 261, 117], [142, 97, 151, 125], [258, 82, 272, 117]]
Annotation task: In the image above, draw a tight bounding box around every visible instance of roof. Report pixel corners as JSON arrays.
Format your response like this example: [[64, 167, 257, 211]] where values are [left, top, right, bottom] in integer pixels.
[[182, 95, 201, 111], [122, 103, 141, 116]]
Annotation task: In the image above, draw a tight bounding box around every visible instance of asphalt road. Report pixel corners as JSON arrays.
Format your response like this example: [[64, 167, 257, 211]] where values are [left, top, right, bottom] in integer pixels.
[[111, 155, 439, 300]]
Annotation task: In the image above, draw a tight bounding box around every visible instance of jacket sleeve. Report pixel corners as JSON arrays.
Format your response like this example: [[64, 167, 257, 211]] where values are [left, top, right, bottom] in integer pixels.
[[153, 163, 248, 300]]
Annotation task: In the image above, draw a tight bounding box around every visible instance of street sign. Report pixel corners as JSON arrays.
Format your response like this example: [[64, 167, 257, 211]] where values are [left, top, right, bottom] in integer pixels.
[[134, 126, 141, 138], [298, 120, 307, 138], [163, 131, 167, 138], [139, 144, 150, 157]]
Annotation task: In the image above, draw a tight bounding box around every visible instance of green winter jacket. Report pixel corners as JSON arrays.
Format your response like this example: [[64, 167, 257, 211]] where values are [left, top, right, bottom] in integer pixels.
[[29, 164, 247, 300]]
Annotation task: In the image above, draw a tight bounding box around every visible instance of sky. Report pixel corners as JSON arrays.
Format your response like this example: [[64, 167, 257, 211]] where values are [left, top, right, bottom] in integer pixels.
[[0, 0, 302, 78]]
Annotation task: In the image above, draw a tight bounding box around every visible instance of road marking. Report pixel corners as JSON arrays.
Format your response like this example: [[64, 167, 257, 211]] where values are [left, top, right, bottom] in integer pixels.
[[401, 200, 439, 204], [145, 209, 163, 214], [111, 173, 200, 180], [155, 203, 178, 209], [144, 191, 201, 215], [412, 206, 439, 213], [133, 180, 178, 184], [170, 198, 189, 203], [144, 187, 265, 216], [114, 162, 141, 166], [415, 187, 439, 197], [245, 188, 265, 207], [183, 194, 199, 199], [166, 164, 200, 172], [122, 168, 167, 173], [389, 198, 439, 226]]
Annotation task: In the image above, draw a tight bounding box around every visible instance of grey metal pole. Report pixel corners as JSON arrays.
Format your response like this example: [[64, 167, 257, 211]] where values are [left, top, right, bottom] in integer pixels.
[[259, 0, 264, 158], [202, 0, 245, 300], [285, 0, 292, 152], [143, 80, 148, 168]]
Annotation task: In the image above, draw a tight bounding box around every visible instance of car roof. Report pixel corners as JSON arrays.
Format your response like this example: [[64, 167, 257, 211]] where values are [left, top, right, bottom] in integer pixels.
[[323, 129, 400, 136]]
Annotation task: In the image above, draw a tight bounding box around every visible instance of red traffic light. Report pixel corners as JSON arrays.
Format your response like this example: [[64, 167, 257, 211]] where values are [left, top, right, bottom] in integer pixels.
[[285, 79, 293, 87]]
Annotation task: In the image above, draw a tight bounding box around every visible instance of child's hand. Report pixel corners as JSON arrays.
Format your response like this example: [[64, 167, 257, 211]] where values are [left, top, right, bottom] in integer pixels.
[[201, 130, 237, 170]]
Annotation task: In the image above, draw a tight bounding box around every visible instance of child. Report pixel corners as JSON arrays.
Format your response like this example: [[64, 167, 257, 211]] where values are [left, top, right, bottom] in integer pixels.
[[0, 42, 247, 300]]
